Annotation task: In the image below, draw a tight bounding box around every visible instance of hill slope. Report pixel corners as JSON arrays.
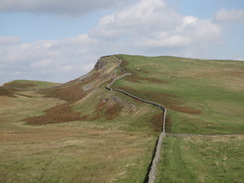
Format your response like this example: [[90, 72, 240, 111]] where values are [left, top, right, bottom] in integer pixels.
[[0, 55, 243, 183], [115, 54, 244, 135], [0, 55, 161, 183]]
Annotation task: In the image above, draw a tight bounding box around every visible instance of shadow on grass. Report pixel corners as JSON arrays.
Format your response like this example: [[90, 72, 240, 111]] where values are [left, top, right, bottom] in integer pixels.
[[143, 136, 160, 183]]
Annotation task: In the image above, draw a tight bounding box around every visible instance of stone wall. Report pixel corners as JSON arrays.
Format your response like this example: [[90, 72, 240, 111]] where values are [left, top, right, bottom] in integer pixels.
[[106, 55, 167, 183]]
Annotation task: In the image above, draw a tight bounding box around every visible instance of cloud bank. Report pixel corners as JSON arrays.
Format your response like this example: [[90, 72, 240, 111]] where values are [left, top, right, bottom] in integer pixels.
[[91, 0, 222, 56], [0, 35, 98, 83], [0, 0, 242, 84]]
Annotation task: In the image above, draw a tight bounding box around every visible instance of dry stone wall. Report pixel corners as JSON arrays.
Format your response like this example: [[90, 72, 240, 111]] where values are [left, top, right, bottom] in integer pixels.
[[106, 55, 167, 183], [105, 55, 243, 183]]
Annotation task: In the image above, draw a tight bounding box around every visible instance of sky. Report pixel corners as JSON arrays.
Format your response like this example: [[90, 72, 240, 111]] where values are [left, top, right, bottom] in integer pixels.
[[0, 0, 244, 84]]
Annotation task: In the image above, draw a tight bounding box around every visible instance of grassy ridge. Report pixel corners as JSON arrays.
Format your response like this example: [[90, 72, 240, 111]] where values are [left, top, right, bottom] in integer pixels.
[[0, 55, 160, 183], [1, 54, 243, 182], [115, 55, 244, 135], [4, 80, 60, 89], [0, 80, 60, 97], [114, 54, 244, 182]]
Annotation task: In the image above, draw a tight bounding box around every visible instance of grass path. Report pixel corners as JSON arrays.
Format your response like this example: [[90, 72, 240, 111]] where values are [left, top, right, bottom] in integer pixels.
[[171, 138, 196, 182]]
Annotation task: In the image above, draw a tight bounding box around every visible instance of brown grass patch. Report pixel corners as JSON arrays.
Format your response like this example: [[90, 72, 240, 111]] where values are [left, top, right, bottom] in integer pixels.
[[0, 87, 18, 97], [22, 70, 107, 125], [105, 102, 124, 120], [27, 67, 123, 124], [116, 86, 179, 106], [142, 70, 150, 74], [150, 113, 163, 132], [125, 76, 140, 83], [80, 115, 89, 121], [16, 83, 37, 88], [40, 83, 88, 102], [25, 103, 84, 125], [24, 81, 92, 125]]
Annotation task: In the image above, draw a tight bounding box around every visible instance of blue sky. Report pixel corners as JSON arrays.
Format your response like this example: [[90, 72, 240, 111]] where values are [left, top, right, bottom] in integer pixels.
[[0, 0, 244, 84]]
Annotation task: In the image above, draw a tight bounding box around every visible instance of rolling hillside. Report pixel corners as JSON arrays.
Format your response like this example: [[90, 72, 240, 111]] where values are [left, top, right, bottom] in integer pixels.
[[0, 55, 243, 183]]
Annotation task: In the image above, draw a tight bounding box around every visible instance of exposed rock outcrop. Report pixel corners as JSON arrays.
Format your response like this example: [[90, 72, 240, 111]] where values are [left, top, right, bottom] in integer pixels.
[[94, 57, 108, 70]]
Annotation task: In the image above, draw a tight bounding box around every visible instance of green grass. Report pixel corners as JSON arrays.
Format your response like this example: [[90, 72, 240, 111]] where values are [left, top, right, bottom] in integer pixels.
[[115, 54, 244, 134], [1, 54, 243, 182], [4, 80, 60, 89], [156, 136, 244, 183], [0, 125, 156, 183], [0, 55, 160, 183], [0, 90, 158, 183], [73, 87, 162, 133]]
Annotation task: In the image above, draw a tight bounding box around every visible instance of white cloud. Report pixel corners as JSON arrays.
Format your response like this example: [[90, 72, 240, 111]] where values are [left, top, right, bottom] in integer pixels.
[[0, 0, 117, 15], [0, 34, 98, 84], [0, 36, 21, 45], [90, 0, 181, 39], [214, 9, 244, 23], [90, 0, 222, 55], [30, 59, 53, 69], [0, 0, 232, 84]]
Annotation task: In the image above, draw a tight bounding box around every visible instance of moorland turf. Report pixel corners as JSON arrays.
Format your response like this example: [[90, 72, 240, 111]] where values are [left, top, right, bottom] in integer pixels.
[[115, 54, 244, 135], [156, 136, 244, 183], [114, 54, 244, 183], [0, 55, 160, 183], [0, 54, 243, 183]]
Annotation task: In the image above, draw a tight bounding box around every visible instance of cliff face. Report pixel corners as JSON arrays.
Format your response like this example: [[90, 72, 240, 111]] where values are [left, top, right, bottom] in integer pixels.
[[93, 57, 109, 70]]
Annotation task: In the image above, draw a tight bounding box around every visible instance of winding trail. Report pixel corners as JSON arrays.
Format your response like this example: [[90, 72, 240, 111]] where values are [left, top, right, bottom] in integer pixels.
[[106, 55, 167, 183]]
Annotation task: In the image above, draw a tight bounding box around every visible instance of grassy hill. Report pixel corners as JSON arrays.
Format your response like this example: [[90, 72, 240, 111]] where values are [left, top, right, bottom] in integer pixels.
[[0, 55, 243, 183], [114, 55, 244, 183], [115, 54, 244, 135], [0, 56, 160, 183]]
